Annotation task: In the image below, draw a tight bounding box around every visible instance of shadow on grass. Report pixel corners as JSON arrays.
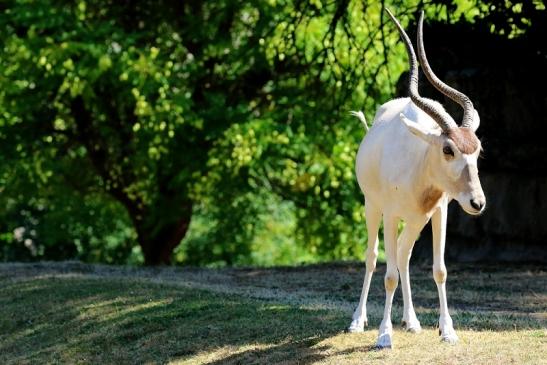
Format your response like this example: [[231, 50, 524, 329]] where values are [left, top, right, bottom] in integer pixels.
[[204, 341, 381, 365], [0, 277, 361, 364]]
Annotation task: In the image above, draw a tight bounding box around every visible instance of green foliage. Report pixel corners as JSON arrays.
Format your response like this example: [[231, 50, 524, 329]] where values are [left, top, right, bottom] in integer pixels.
[[0, 0, 542, 265]]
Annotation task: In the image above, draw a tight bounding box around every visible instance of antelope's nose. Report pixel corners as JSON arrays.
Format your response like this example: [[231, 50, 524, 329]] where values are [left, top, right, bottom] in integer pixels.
[[470, 198, 485, 212]]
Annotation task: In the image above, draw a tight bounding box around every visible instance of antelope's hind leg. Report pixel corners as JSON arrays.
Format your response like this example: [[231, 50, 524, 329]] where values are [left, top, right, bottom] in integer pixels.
[[348, 200, 381, 333]]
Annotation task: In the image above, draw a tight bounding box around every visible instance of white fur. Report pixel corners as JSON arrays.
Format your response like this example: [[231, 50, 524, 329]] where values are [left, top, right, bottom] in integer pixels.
[[350, 110, 369, 131], [349, 98, 485, 349]]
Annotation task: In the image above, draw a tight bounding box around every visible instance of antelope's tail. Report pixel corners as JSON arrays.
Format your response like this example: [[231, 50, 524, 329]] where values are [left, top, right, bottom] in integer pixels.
[[349, 111, 368, 131]]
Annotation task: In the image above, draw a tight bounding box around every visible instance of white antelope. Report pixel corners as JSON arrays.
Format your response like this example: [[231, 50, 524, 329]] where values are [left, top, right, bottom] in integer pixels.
[[348, 10, 486, 349]]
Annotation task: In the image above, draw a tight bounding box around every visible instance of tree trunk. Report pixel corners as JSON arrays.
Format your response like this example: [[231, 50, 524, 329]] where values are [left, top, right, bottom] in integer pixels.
[[138, 214, 192, 265], [71, 96, 195, 265]]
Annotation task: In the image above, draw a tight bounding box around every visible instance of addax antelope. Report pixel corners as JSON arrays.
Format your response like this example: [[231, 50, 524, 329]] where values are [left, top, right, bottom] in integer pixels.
[[349, 10, 485, 349]]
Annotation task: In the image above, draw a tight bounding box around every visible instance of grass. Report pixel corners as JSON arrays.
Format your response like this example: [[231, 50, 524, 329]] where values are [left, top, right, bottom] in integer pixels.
[[0, 261, 545, 364]]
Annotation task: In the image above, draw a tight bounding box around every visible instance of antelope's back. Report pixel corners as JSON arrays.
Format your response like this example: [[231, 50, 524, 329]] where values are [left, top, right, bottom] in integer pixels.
[[355, 98, 438, 204]]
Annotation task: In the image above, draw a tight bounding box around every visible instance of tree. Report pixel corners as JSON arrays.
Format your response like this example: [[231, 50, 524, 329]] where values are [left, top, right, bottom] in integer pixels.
[[1, 0, 542, 265], [0, 0, 393, 264]]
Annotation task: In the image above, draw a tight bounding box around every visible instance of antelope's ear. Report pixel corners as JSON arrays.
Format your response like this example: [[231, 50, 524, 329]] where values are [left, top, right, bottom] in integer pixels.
[[400, 113, 441, 145]]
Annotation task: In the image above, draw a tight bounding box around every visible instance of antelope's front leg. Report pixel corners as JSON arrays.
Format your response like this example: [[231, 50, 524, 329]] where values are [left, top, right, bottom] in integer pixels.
[[431, 203, 458, 344], [397, 224, 423, 333], [376, 215, 399, 349]]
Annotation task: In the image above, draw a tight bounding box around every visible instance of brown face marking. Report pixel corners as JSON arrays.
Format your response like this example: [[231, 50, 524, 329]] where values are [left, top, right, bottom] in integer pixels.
[[446, 127, 480, 154], [420, 186, 443, 213]]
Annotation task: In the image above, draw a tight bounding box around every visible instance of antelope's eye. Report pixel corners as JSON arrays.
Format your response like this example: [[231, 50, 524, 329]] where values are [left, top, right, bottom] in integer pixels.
[[443, 146, 454, 156]]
